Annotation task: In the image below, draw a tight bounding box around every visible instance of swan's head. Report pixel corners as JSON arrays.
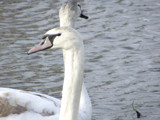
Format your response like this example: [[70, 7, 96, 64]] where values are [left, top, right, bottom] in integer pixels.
[[28, 27, 82, 54], [59, 1, 88, 27]]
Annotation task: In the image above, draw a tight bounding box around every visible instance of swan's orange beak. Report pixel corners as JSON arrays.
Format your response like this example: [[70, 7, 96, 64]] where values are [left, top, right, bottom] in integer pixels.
[[27, 38, 52, 55]]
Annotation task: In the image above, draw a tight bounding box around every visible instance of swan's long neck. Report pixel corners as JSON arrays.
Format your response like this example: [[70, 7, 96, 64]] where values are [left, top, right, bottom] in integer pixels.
[[59, 45, 84, 120], [60, 18, 75, 28], [59, 12, 76, 28]]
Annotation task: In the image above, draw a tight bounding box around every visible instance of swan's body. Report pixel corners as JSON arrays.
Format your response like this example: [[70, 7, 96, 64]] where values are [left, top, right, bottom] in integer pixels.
[[0, 1, 91, 120], [0, 88, 60, 120]]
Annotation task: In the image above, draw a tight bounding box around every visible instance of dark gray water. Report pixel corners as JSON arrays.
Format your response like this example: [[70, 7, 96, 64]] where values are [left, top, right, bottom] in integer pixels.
[[0, 0, 160, 120]]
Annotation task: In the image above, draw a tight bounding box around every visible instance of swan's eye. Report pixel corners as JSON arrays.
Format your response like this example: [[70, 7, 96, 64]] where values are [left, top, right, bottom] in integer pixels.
[[77, 4, 81, 10], [56, 33, 61, 37]]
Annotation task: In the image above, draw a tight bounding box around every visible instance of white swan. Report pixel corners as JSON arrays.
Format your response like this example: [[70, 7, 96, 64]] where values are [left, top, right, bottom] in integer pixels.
[[28, 26, 91, 120], [0, 27, 91, 120], [59, 3, 91, 120], [0, 1, 91, 120]]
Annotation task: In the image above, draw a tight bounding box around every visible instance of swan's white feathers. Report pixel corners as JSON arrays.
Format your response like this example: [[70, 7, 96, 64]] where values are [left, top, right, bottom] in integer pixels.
[[0, 88, 60, 119], [59, 1, 80, 27]]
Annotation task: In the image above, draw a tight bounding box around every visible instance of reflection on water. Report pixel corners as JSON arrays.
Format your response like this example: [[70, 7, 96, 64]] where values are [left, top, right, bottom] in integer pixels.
[[0, 0, 160, 120]]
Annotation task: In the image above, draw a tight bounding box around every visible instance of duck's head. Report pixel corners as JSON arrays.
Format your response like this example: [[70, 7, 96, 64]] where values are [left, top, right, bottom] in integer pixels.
[[59, 1, 88, 27], [28, 27, 82, 54]]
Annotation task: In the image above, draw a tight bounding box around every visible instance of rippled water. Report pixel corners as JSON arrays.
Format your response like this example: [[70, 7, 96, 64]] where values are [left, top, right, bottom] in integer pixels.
[[0, 0, 160, 120]]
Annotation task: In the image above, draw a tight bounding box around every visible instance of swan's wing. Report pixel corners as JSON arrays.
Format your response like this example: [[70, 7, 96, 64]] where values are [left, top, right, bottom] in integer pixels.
[[0, 88, 60, 120]]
